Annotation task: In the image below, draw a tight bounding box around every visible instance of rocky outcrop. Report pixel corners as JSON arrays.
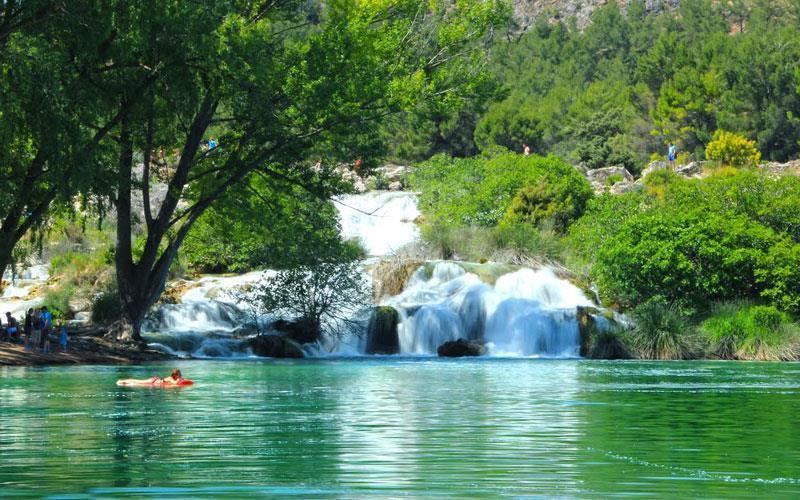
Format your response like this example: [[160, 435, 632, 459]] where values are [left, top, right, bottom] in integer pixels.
[[365, 306, 400, 354], [577, 306, 631, 359], [247, 334, 305, 358], [512, 0, 681, 31], [372, 259, 424, 301], [586, 165, 635, 194], [640, 160, 708, 180], [760, 159, 800, 177], [437, 338, 487, 357]]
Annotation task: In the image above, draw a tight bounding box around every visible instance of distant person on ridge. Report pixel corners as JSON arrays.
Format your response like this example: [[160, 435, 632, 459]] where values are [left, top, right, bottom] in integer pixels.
[[523, 144, 531, 156], [668, 142, 676, 166]]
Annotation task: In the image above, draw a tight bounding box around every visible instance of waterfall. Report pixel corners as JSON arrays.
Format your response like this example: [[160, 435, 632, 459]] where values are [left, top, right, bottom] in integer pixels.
[[336, 191, 420, 256], [379, 262, 592, 357], [142, 190, 598, 359]]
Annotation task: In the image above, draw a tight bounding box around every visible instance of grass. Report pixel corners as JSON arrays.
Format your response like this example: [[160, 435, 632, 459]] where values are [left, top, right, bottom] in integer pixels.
[[701, 302, 800, 361], [629, 298, 701, 360]]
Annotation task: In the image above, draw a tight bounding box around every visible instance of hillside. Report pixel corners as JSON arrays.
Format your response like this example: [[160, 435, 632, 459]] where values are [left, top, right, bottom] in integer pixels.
[[512, 0, 681, 30]]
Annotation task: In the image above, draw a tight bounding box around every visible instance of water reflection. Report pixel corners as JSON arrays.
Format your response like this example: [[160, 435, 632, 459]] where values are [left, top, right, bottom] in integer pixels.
[[1, 360, 799, 497]]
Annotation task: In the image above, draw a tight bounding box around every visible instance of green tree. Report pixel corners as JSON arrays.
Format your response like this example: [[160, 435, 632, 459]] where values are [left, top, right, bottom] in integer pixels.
[[97, 0, 508, 340]]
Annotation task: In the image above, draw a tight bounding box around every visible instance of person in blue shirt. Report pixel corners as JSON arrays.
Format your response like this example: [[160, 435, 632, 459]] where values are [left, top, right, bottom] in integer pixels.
[[208, 136, 217, 149], [668, 143, 676, 166], [58, 320, 68, 352]]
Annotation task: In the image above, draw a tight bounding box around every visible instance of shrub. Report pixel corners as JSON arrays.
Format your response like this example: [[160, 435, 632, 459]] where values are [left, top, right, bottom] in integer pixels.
[[629, 298, 700, 360], [705, 130, 761, 167], [91, 286, 123, 325], [756, 240, 800, 315], [701, 303, 800, 360], [604, 173, 624, 186], [501, 170, 593, 233], [493, 221, 564, 262], [43, 285, 75, 319], [411, 152, 592, 229]]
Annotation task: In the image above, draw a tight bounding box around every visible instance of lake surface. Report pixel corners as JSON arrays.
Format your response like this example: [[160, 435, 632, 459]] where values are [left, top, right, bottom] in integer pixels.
[[1, 359, 799, 497]]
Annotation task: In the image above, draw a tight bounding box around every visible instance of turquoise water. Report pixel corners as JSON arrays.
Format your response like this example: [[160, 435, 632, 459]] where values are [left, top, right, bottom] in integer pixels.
[[1, 359, 799, 497]]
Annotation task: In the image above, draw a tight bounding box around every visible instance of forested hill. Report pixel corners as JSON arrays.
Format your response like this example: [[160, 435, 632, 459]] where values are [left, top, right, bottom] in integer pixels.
[[511, 0, 680, 31]]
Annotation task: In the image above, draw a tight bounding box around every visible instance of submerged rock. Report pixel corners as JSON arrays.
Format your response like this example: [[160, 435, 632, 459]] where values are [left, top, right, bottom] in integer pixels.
[[365, 306, 400, 354], [247, 334, 305, 358], [437, 338, 486, 357]]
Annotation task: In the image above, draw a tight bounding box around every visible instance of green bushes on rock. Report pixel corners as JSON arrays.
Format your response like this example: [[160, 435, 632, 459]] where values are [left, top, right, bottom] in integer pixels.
[[701, 303, 800, 361]]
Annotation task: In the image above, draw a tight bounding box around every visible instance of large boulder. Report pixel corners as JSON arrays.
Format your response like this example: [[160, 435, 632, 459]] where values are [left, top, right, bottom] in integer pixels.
[[586, 166, 635, 194], [577, 306, 631, 360], [247, 334, 305, 358], [365, 306, 400, 354], [270, 318, 321, 344], [437, 338, 486, 357], [640, 160, 670, 179]]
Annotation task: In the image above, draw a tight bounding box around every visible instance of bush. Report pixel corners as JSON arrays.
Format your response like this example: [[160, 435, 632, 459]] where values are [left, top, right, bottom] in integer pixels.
[[705, 130, 761, 167], [411, 152, 592, 229], [756, 240, 800, 315], [501, 170, 593, 233], [629, 298, 701, 360], [91, 287, 123, 325], [43, 285, 75, 319], [701, 303, 800, 360], [493, 221, 564, 262]]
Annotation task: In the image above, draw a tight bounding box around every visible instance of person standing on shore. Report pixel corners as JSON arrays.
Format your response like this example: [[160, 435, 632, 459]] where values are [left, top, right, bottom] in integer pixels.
[[523, 144, 531, 156], [668, 142, 677, 166], [5, 313, 18, 342], [58, 320, 68, 352], [30, 309, 41, 351], [24, 309, 33, 349]]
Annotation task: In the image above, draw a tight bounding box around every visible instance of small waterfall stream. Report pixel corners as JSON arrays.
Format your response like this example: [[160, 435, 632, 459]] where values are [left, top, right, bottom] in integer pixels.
[[143, 190, 599, 358]]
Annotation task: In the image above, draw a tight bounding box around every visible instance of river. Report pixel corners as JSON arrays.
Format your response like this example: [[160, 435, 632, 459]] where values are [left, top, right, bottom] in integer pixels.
[[1, 359, 799, 497]]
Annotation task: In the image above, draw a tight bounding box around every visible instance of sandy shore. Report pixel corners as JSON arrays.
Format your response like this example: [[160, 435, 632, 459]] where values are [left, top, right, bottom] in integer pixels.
[[0, 327, 173, 366]]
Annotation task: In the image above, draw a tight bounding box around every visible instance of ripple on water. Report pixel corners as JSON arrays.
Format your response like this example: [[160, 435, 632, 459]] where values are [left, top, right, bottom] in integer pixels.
[[0, 359, 799, 497]]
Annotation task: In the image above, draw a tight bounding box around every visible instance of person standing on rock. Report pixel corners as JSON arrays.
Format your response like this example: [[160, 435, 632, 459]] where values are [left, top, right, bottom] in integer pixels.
[[668, 142, 676, 167], [523, 143, 531, 156]]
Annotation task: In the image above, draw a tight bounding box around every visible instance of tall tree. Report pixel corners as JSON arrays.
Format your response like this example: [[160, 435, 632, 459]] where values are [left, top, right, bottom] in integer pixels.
[[99, 0, 508, 340]]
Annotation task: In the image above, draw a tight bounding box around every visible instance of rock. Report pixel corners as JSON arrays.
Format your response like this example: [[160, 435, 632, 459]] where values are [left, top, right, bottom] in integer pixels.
[[577, 306, 632, 360], [760, 159, 800, 176], [353, 177, 367, 193], [377, 164, 410, 182], [372, 259, 424, 301], [365, 306, 400, 354], [247, 334, 305, 358], [585, 166, 635, 194], [675, 161, 703, 177], [437, 338, 486, 357], [388, 181, 403, 191], [68, 298, 92, 315], [270, 318, 321, 344], [640, 160, 670, 179]]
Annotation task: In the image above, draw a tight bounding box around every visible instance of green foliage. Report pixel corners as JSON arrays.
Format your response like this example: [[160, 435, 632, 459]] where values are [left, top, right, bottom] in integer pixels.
[[468, 0, 800, 174], [604, 174, 624, 186], [43, 285, 75, 320], [705, 130, 762, 167], [701, 303, 800, 360], [629, 298, 701, 360], [91, 286, 123, 325], [570, 169, 800, 313], [501, 168, 593, 233], [181, 175, 353, 273], [412, 153, 591, 229], [241, 259, 371, 341]]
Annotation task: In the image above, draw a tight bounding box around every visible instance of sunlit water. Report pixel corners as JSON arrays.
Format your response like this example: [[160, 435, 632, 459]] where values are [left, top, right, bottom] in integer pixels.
[[1, 360, 799, 497]]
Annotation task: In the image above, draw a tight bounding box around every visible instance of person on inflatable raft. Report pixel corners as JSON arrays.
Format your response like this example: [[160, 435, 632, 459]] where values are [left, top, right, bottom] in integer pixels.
[[117, 368, 193, 387]]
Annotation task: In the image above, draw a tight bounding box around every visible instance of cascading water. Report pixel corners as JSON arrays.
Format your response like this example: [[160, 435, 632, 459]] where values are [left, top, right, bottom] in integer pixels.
[[336, 191, 420, 256], [142, 272, 269, 358], [142, 189, 601, 358], [378, 263, 592, 357]]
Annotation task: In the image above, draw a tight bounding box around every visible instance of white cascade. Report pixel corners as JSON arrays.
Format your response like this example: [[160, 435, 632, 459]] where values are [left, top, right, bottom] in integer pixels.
[[336, 191, 420, 256], [382, 263, 593, 357]]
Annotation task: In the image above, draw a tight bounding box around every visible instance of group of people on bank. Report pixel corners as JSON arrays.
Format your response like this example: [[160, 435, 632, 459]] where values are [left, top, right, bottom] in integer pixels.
[[0, 306, 68, 353]]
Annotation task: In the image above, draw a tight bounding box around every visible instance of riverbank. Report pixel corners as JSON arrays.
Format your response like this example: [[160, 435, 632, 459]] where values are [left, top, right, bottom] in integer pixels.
[[0, 327, 173, 366]]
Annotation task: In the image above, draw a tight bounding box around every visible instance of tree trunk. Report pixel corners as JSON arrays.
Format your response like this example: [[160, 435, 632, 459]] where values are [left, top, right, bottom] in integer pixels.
[[0, 235, 13, 292]]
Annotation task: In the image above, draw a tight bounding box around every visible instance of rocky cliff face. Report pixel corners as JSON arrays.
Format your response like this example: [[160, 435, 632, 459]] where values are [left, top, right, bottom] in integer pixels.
[[512, 0, 681, 31]]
